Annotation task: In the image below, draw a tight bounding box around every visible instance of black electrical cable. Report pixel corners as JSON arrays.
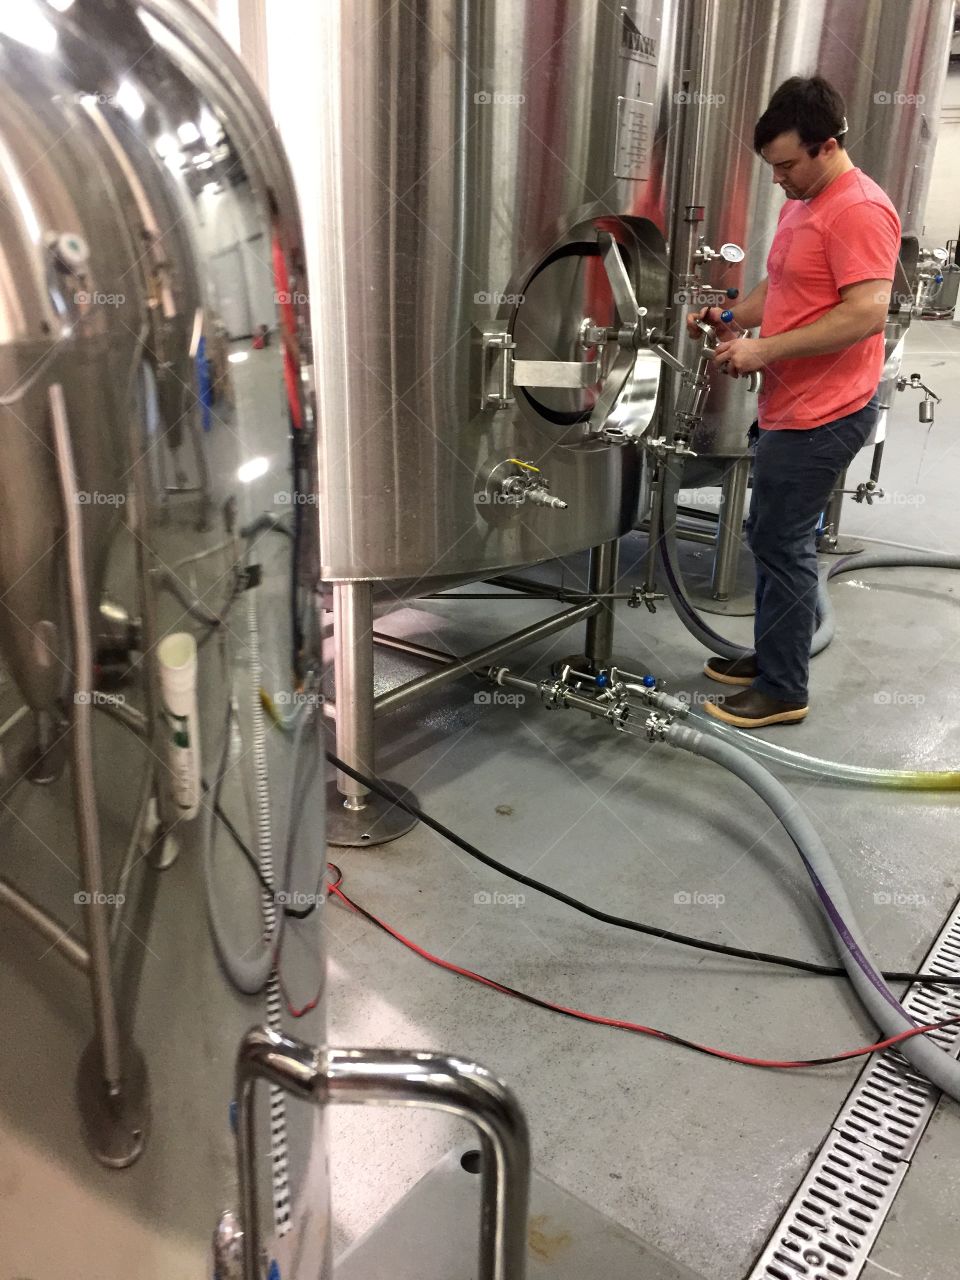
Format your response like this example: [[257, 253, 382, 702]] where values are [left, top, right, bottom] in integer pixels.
[[201, 777, 318, 919], [324, 750, 960, 988]]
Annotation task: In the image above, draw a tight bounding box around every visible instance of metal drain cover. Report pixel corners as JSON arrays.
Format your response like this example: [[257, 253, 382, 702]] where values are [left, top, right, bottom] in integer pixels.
[[749, 898, 960, 1279]]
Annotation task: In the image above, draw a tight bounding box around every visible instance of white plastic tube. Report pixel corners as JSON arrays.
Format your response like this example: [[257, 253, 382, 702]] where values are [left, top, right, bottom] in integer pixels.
[[158, 632, 201, 820]]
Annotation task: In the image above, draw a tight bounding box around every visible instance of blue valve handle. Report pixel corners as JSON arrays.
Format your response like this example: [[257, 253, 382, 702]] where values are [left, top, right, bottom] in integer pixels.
[[725, 287, 739, 299], [720, 309, 734, 324]]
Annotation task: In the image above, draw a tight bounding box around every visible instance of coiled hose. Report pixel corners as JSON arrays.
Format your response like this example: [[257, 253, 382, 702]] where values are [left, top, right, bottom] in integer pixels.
[[656, 451, 960, 661], [662, 719, 960, 1101]]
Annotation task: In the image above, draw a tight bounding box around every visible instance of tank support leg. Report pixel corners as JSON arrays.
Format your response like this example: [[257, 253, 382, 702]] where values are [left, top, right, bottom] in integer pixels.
[[326, 581, 417, 847], [584, 538, 620, 669], [711, 456, 750, 600]]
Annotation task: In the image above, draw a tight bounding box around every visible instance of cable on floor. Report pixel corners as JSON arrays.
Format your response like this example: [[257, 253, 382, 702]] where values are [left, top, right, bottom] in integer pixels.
[[328, 866, 960, 1072], [323, 750, 960, 990]]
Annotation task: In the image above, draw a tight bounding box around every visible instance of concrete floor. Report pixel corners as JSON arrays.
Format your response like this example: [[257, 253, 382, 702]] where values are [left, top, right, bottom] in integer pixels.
[[0, 319, 958, 1279], [323, 319, 960, 1279]]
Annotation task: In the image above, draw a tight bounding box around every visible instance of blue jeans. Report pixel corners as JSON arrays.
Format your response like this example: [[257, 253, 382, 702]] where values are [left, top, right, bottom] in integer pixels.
[[745, 395, 879, 703]]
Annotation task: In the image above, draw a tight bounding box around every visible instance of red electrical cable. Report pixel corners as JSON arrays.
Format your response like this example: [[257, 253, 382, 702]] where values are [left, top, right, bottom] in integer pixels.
[[326, 865, 960, 1071], [273, 866, 345, 1018]]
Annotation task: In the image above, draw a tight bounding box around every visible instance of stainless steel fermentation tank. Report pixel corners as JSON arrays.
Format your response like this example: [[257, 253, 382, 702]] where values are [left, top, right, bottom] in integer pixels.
[[274, 0, 693, 840]]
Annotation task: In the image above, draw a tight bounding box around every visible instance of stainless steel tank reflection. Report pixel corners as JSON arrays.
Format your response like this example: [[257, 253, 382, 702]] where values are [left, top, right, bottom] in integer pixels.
[[670, 0, 955, 473], [0, 45, 145, 732]]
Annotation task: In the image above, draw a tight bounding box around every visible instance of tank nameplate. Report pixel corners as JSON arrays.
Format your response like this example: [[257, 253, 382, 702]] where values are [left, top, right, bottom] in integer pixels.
[[614, 96, 653, 180], [615, 4, 660, 180]]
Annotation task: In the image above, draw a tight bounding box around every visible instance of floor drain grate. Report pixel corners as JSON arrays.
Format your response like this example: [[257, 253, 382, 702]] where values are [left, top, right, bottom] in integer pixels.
[[748, 897, 960, 1279]]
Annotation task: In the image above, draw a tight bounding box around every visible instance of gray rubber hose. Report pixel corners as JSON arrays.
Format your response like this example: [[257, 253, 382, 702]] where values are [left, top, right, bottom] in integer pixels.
[[657, 453, 960, 660], [662, 718, 960, 1100]]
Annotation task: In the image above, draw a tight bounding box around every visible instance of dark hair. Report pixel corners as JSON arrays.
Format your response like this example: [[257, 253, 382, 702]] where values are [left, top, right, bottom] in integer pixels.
[[754, 76, 847, 155]]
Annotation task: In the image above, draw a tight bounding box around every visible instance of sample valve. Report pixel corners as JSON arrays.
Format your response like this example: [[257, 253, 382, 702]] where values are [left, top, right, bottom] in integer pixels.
[[897, 372, 941, 424], [480, 458, 568, 509]]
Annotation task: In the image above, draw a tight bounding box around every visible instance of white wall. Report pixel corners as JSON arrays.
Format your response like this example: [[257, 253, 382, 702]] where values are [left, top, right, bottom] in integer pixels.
[[922, 68, 960, 248]]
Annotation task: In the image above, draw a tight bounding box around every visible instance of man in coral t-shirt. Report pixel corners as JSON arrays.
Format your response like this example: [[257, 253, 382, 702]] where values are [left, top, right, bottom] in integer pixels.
[[688, 76, 900, 728]]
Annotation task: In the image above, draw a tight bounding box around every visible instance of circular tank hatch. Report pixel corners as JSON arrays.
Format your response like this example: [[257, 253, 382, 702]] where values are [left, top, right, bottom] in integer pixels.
[[510, 217, 668, 434]]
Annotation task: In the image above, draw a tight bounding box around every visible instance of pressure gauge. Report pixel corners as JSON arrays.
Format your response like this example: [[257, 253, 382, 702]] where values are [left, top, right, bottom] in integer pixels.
[[719, 243, 745, 264], [933, 247, 948, 263]]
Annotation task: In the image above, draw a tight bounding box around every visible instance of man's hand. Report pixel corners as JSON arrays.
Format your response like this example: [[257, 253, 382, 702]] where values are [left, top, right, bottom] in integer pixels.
[[685, 306, 738, 341], [712, 336, 768, 377]]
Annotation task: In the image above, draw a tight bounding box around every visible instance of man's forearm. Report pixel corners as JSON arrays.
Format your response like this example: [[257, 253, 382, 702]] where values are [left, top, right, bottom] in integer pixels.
[[760, 300, 885, 361], [730, 278, 767, 330]]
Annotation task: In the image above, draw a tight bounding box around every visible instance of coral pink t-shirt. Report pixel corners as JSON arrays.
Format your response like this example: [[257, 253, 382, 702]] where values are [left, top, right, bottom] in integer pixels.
[[758, 167, 901, 430]]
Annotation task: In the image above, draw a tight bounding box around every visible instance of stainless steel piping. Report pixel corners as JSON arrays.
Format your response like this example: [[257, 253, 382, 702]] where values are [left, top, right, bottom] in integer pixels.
[[372, 633, 458, 665], [0, 876, 90, 972], [373, 602, 600, 715], [234, 1026, 530, 1280], [710, 456, 750, 601], [49, 383, 122, 1091]]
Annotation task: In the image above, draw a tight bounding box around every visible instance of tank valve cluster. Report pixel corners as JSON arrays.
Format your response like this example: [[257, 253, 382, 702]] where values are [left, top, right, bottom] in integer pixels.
[[479, 458, 568, 510]]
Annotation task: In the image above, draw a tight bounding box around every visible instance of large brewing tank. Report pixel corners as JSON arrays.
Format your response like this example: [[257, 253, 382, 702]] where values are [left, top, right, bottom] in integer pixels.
[[669, 0, 954, 481], [0, 36, 147, 729], [270, 1, 688, 588]]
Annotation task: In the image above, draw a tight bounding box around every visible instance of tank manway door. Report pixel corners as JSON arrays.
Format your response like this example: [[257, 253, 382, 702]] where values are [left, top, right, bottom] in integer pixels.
[[483, 221, 667, 441]]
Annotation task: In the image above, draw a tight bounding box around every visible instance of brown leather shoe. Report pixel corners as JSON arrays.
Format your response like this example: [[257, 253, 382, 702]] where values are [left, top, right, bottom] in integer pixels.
[[703, 655, 758, 686], [704, 687, 808, 728]]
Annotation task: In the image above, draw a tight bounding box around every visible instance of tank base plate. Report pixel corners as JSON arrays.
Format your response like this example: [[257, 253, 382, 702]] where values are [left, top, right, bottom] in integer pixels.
[[325, 781, 418, 847]]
